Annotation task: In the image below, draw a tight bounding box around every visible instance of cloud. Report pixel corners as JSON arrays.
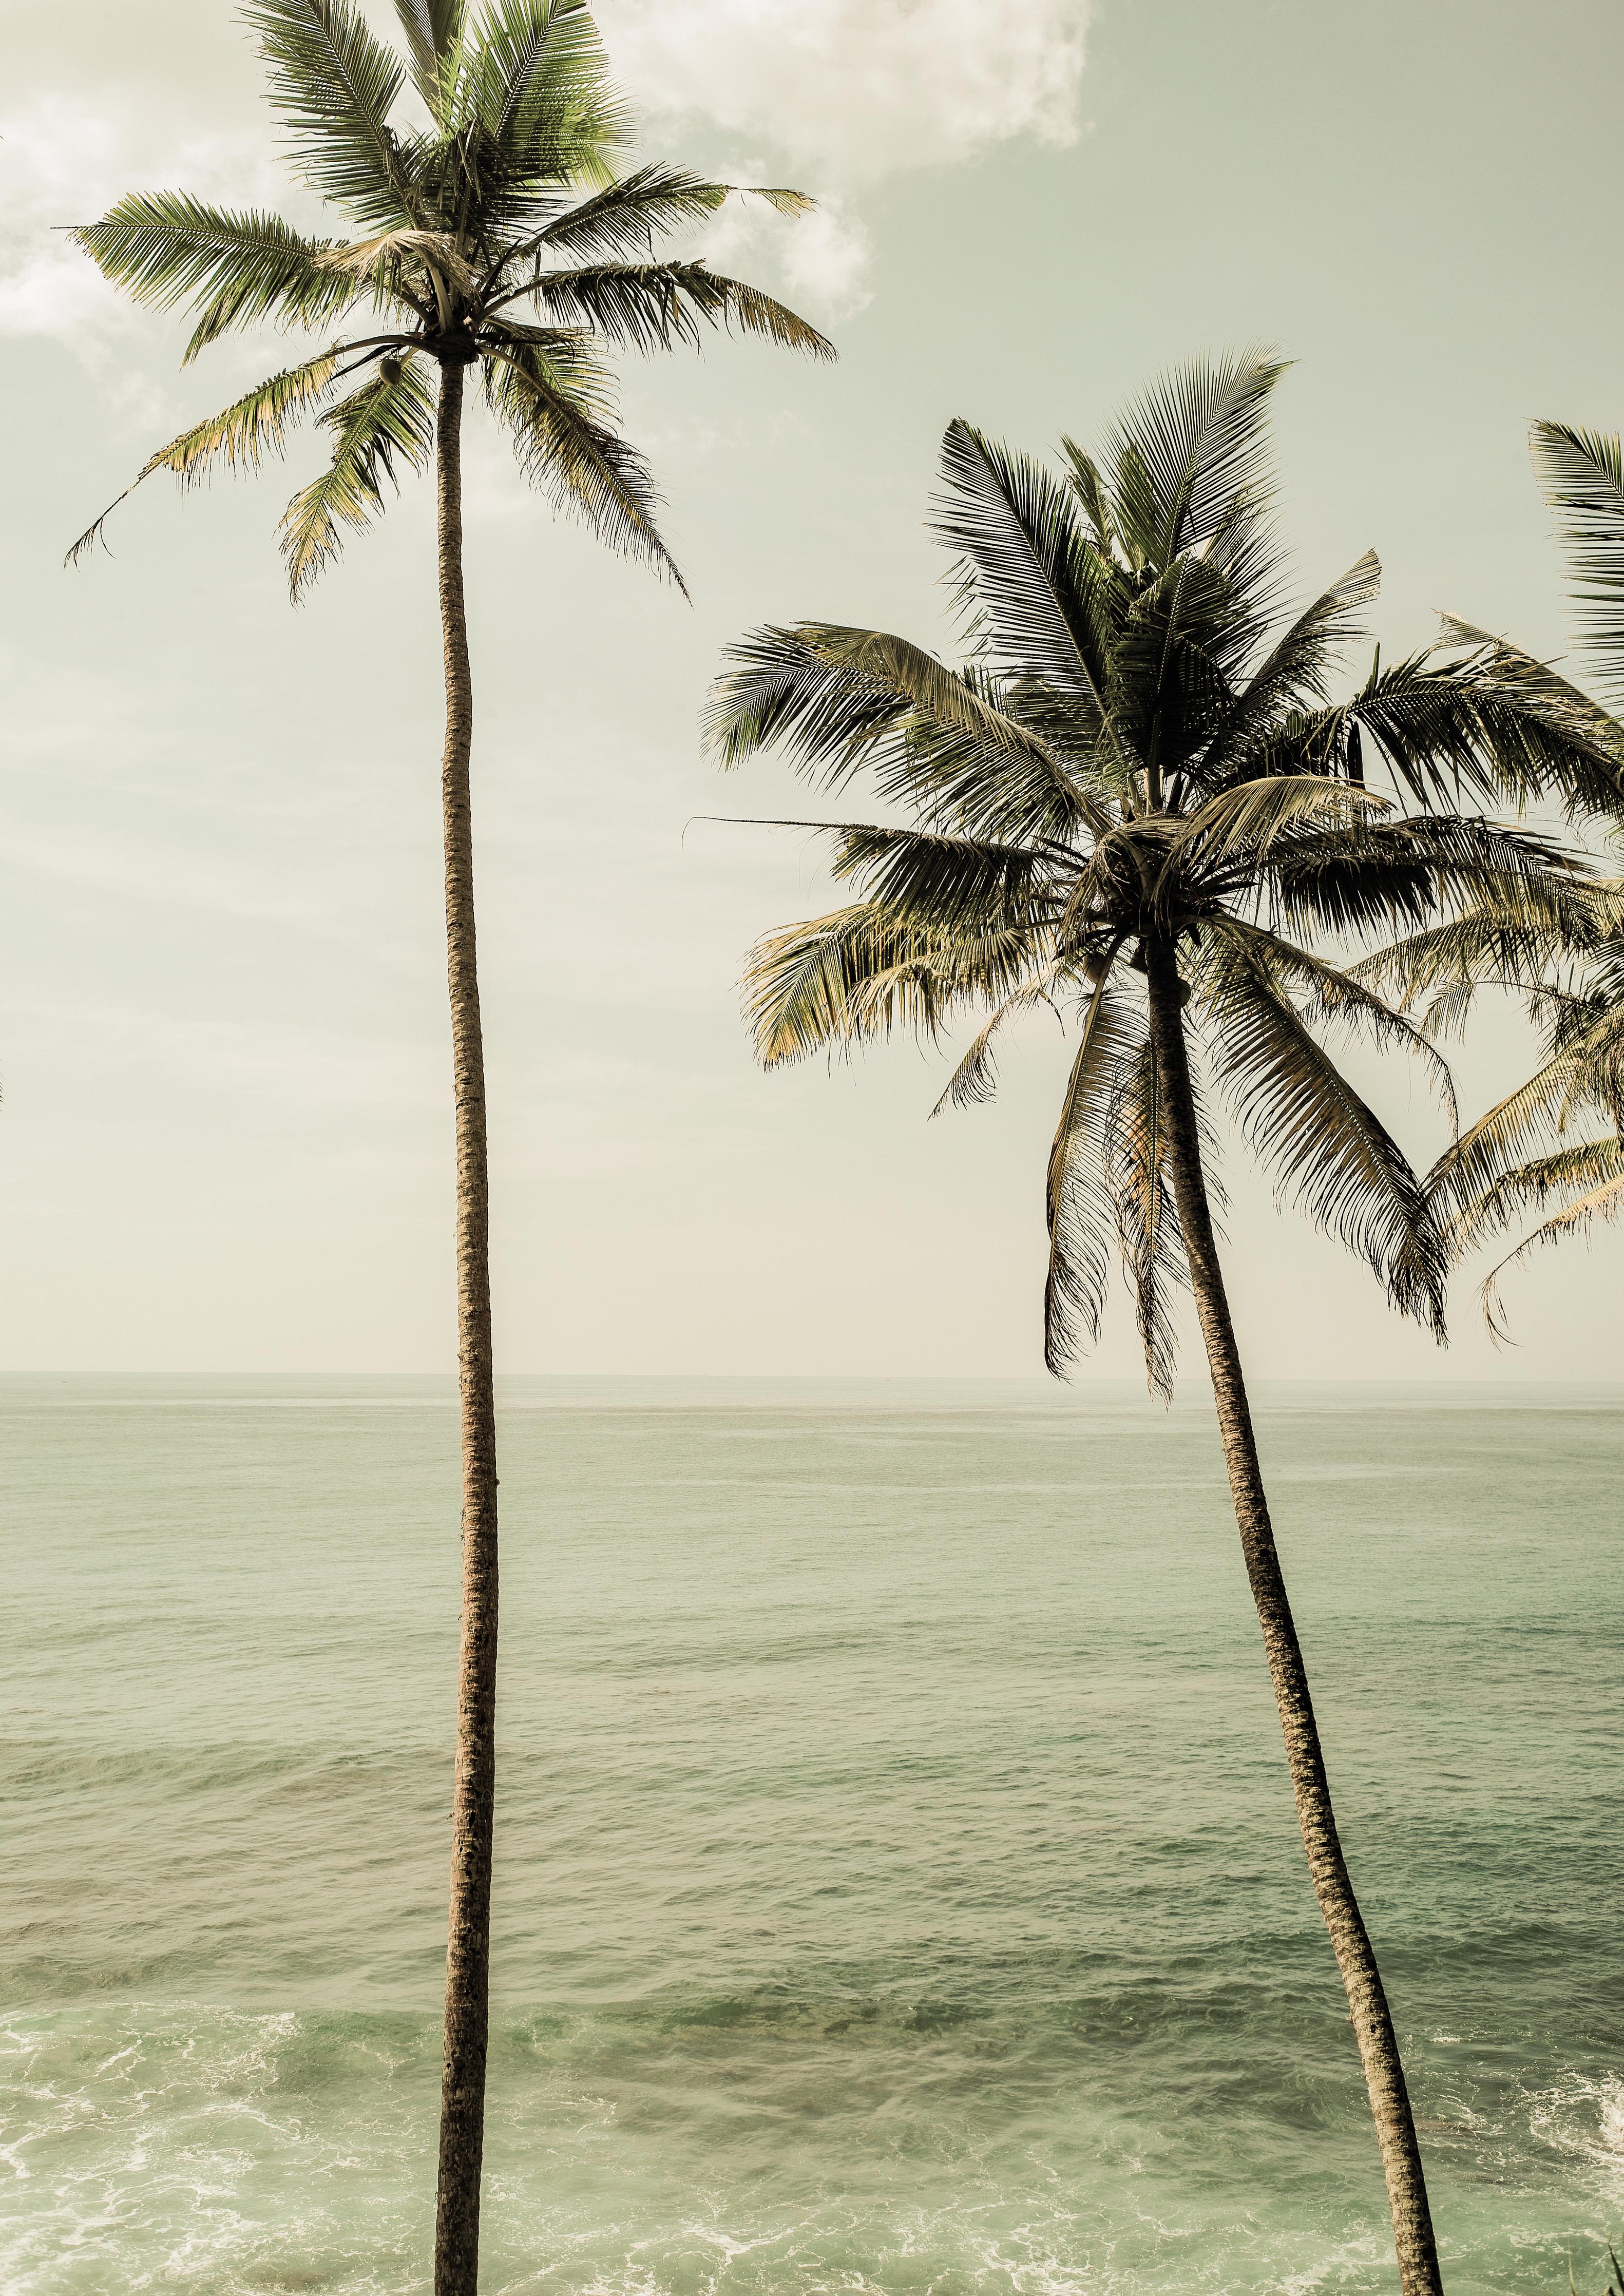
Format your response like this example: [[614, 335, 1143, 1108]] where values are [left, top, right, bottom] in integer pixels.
[[596, 0, 1090, 178], [595, 0, 1090, 316], [0, 94, 280, 342]]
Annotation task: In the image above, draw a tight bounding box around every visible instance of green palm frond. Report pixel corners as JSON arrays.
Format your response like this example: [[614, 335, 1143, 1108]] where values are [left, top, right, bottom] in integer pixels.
[[706, 623, 1103, 846], [66, 352, 343, 564], [1263, 813, 1579, 941], [1169, 772, 1388, 883], [1453, 1132, 1624, 1261], [1479, 1159, 1624, 1340], [1210, 917, 1458, 1135], [1105, 348, 1288, 621], [930, 963, 1066, 1115], [1351, 883, 1624, 1019], [532, 260, 833, 358], [481, 335, 679, 582], [279, 352, 436, 597], [1043, 983, 1140, 1376], [392, 0, 466, 123], [69, 196, 359, 361], [460, 0, 625, 188], [1424, 1050, 1580, 1238], [827, 821, 1055, 936], [705, 623, 909, 781], [523, 163, 731, 261], [931, 421, 1127, 774], [1202, 551, 1381, 786], [1105, 1027, 1188, 1399], [1058, 439, 1116, 556], [245, 0, 420, 228], [1199, 929, 1448, 1335], [1433, 615, 1624, 819], [741, 902, 1028, 1065], [1531, 419, 1624, 705]]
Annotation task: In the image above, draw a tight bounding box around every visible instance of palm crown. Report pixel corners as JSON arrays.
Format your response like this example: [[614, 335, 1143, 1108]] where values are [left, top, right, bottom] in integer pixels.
[[709, 353, 1589, 1391], [68, 0, 831, 595]]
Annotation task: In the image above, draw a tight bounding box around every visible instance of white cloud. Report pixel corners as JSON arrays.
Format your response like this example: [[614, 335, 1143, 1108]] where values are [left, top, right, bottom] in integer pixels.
[[596, 0, 1090, 179], [596, 0, 1090, 315], [0, 94, 280, 341]]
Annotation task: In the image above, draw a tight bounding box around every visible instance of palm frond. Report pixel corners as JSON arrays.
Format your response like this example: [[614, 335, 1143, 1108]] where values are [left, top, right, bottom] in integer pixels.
[[1424, 1050, 1580, 1239], [393, 0, 466, 123], [1352, 883, 1624, 1015], [481, 335, 680, 583], [1200, 930, 1448, 1334], [1043, 984, 1140, 1376], [1105, 1026, 1189, 1399], [278, 352, 436, 597], [930, 962, 1066, 1115], [1453, 1133, 1624, 1264], [1480, 1160, 1624, 1340], [741, 902, 1029, 1065], [1204, 917, 1458, 1134], [825, 820, 1056, 936], [705, 623, 910, 781], [244, 0, 420, 228], [524, 163, 731, 261], [1105, 348, 1288, 617], [930, 420, 1130, 779], [66, 352, 342, 564], [1264, 813, 1580, 941], [69, 196, 359, 361], [1169, 772, 1389, 882], [460, 0, 625, 189], [533, 259, 833, 359], [1433, 615, 1624, 819], [1531, 419, 1624, 706], [1201, 551, 1382, 785]]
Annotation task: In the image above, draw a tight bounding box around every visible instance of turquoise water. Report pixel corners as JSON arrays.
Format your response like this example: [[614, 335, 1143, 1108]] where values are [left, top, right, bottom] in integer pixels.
[[1, 1375, 1618, 2295]]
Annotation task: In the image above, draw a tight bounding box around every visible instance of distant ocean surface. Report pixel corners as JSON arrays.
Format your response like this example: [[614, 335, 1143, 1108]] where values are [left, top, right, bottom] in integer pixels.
[[2, 1375, 1619, 2296]]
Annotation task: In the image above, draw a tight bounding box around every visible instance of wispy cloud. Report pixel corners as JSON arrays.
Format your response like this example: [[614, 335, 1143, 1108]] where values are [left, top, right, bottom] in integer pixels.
[[596, 0, 1091, 316], [596, 0, 1091, 178], [0, 92, 279, 343]]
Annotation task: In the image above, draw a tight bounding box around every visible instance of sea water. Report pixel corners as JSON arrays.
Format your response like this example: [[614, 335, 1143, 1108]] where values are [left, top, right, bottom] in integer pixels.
[[1, 1376, 1618, 2295]]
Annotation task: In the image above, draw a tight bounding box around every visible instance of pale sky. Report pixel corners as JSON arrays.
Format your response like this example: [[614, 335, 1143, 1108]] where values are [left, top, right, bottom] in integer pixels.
[[3, 0, 1622, 1380]]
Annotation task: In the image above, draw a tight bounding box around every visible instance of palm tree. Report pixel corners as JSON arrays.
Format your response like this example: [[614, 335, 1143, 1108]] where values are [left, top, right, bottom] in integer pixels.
[[1356, 424, 1624, 1330], [65, 5, 830, 2287], [705, 353, 1589, 2296]]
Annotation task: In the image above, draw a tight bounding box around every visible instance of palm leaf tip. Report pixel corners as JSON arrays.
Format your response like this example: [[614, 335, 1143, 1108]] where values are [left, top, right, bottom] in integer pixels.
[[66, 352, 343, 570], [1530, 416, 1624, 699]]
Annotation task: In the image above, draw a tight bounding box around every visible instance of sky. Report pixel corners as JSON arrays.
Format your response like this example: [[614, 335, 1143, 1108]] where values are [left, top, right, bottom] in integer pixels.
[[2, 0, 1623, 1380]]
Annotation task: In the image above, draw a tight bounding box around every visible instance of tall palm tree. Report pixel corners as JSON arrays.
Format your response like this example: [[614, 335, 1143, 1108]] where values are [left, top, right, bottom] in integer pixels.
[[1357, 424, 1624, 1328], [705, 354, 1589, 2296], [65, 5, 830, 2287]]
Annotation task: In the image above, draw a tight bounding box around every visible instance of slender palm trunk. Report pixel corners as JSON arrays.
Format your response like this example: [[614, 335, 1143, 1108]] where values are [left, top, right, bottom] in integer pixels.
[[432, 356, 500, 2296], [1142, 930, 1442, 2296]]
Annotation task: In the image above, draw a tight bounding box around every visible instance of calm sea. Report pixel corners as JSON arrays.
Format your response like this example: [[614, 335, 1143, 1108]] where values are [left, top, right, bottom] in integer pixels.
[[1, 1376, 1618, 2295]]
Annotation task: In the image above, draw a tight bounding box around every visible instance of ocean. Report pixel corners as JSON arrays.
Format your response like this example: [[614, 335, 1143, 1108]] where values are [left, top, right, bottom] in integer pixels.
[[1, 1376, 1618, 2295]]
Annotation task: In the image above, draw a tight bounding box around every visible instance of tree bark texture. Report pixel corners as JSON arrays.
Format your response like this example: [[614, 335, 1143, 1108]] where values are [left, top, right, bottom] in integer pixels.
[[432, 356, 500, 2296], [1141, 930, 1443, 2296]]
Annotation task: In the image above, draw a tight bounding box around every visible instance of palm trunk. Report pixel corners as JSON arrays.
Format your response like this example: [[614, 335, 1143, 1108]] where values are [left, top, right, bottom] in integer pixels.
[[432, 356, 500, 2296], [1141, 930, 1442, 2296]]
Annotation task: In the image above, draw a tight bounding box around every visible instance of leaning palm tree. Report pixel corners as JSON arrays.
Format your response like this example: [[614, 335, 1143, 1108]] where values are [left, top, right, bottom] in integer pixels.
[[706, 353, 1590, 2296], [65, 5, 830, 2287], [1357, 424, 1624, 1329]]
